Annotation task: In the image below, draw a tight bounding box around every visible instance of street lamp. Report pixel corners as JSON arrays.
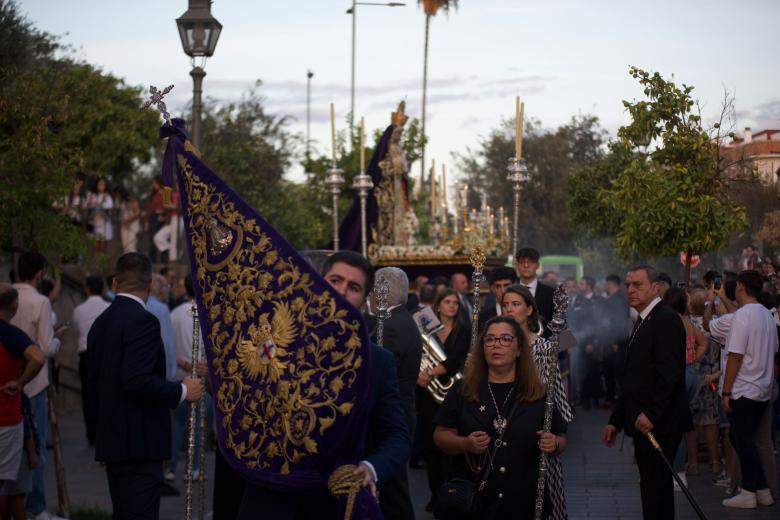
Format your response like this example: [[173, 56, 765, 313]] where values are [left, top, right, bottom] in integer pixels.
[[176, 0, 222, 149], [347, 1, 405, 138]]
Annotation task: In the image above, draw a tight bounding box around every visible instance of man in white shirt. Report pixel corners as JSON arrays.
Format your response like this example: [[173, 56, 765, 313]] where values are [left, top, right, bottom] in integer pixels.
[[10, 252, 65, 520], [166, 275, 211, 482], [514, 247, 554, 335], [72, 276, 110, 446], [721, 270, 778, 509]]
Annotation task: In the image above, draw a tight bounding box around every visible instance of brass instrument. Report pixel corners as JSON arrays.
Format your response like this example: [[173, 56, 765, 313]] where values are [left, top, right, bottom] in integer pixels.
[[418, 328, 462, 405]]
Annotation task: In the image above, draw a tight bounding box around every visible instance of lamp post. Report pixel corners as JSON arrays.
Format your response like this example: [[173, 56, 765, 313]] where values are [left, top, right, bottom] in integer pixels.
[[347, 1, 405, 138], [175, 0, 221, 268], [306, 70, 314, 159], [176, 0, 222, 150]]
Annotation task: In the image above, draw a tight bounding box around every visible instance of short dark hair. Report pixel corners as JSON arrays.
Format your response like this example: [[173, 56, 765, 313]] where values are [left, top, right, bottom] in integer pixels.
[[488, 266, 517, 286], [114, 253, 152, 293], [419, 284, 437, 305], [605, 274, 621, 285], [724, 280, 737, 302], [628, 264, 659, 284], [321, 251, 374, 297], [737, 270, 764, 299], [85, 276, 104, 296], [758, 291, 775, 310], [0, 286, 18, 312], [39, 278, 54, 297], [17, 252, 46, 282], [663, 287, 688, 315], [580, 276, 596, 290], [703, 270, 720, 285], [657, 272, 672, 286], [515, 247, 540, 263], [184, 273, 195, 298]]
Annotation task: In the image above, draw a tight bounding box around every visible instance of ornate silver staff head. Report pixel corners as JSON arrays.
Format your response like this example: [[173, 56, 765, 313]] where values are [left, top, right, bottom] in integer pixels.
[[374, 275, 390, 346], [142, 84, 175, 125], [547, 283, 569, 336], [468, 246, 487, 352]]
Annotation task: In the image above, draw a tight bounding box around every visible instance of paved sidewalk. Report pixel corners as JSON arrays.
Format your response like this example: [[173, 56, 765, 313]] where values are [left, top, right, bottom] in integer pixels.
[[44, 407, 777, 519]]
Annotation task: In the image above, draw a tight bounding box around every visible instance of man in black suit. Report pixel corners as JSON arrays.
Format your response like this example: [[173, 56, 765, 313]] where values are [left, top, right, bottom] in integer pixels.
[[602, 265, 691, 520], [370, 266, 421, 519], [515, 247, 554, 335], [450, 272, 472, 325], [87, 253, 203, 519], [238, 252, 411, 520], [478, 266, 517, 332]]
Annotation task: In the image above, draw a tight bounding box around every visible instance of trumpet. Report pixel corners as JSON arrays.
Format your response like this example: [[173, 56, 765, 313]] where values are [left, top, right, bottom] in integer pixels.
[[419, 330, 462, 404]]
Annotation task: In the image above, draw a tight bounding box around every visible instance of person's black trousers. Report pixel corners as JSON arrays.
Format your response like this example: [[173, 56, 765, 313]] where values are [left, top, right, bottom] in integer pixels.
[[728, 397, 769, 492], [105, 460, 163, 520], [214, 448, 247, 520], [78, 352, 96, 445], [633, 431, 681, 520]]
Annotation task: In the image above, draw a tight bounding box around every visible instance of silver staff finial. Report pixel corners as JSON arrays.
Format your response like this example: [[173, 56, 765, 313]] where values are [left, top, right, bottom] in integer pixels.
[[142, 84, 174, 124]]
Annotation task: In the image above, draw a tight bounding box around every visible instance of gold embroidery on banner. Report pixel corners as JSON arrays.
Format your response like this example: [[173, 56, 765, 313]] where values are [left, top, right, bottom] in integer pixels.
[[177, 153, 364, 476]]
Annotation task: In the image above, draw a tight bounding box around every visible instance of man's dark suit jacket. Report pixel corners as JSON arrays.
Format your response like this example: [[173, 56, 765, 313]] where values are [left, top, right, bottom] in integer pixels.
[[370, 306, 423, 435], [534, 282, 555, 336], [477, 294, 498, 333], [608, 302, 692, 437], [237, 343, 411, 520], [87, 295, 182, 463]]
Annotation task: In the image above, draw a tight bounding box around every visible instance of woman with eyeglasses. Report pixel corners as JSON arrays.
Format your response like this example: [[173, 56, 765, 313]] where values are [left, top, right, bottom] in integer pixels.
[[501, 284, 573, 520], [433, 316, 568, 519]]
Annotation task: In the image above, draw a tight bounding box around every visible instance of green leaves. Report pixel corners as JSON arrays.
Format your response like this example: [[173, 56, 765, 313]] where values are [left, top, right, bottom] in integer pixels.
[[568, 67, 747, 264]]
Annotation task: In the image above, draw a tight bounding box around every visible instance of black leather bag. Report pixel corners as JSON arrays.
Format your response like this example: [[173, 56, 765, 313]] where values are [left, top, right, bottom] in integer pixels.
[[433, 400, 519, 520], [434, 477, 482, 520]]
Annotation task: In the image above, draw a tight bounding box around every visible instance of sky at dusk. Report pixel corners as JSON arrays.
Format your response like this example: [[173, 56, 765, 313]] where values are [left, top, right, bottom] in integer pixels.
[[19, 0, 780, 183]]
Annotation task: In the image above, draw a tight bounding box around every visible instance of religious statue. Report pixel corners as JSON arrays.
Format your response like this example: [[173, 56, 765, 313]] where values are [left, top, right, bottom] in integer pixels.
[[374, 101, 418, 247]]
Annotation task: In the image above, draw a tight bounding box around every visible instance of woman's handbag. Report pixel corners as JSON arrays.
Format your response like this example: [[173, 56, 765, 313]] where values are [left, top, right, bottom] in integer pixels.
[[433, 400, 519, 520]]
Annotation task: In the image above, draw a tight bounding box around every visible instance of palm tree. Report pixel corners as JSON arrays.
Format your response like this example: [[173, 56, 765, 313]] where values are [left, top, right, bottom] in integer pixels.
[[418, 0, 458, 190]]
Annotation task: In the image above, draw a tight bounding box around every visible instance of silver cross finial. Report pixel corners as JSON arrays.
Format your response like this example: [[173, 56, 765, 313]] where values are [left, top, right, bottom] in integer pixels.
[[142, 84, 174, 124]]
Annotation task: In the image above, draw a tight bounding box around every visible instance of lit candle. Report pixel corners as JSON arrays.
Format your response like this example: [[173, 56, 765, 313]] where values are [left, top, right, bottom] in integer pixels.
[[515, 97, 525, 159], [330, 103, 337, 164], [430, 159, 436, 220], [462, 184, 469, 210], [503, 216, 509, 238], [499, 206, 505, 236], [441, 163, 447, 211], [487, 205, 494, 236], [360, 116, 365, 172], [452, 179, 459, 234]]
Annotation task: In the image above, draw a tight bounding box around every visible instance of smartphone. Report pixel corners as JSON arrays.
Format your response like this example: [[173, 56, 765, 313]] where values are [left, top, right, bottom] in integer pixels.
[[676, 282, 686, 288], [714, 275, 722, 290]]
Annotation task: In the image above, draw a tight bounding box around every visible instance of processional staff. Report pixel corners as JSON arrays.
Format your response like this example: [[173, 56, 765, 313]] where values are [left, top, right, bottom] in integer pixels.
[[352, 116, 373, 258], [326, 103, 345, 251], [534, 284, 568, 520], [374, 275, 390, 347], [186, 303, 207, 520], [506, 97, 529, 260], [468, 246, 487, 352]]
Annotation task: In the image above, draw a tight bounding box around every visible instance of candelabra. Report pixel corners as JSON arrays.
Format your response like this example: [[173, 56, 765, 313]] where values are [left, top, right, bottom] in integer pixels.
[[352, 171, 373, 258], [506, 156, 529, 261], [325, 165, 345, 251]]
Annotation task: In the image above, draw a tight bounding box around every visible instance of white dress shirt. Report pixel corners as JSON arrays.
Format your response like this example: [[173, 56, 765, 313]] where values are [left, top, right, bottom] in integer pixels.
[[73, 295, 110, 353], [171, 300, 195, 381], [521, 278, 539, 298], [639, 296, 662, 320], [11, 283, 61, 397]]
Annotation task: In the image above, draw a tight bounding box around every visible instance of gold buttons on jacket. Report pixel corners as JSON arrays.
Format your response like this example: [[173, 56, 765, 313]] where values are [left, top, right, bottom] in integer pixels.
[[498, 493, 504, 499], [499, 466, 506, 473]]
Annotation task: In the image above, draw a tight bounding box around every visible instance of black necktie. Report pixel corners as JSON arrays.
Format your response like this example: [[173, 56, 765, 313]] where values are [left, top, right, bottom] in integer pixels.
[[628, 316, 643, 348]]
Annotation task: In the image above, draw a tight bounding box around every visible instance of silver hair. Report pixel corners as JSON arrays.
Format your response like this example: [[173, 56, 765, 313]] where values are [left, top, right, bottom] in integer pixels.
[[375, 267, 409, 307]]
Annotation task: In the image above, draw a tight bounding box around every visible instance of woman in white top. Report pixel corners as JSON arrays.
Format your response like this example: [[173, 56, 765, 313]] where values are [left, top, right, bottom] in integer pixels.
[[118, 188, 141, 253], [86, 178, 114, 242]]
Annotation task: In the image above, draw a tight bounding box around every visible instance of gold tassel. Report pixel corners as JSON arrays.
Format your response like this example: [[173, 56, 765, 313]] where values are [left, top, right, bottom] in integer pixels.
[[162, 186, 172, 206], [328, 464, 364, 520]]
